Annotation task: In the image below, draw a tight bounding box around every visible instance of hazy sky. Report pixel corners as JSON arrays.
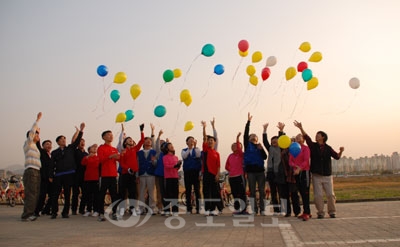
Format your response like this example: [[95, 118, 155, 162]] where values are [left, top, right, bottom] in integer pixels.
[[1, 0, 400, 169]]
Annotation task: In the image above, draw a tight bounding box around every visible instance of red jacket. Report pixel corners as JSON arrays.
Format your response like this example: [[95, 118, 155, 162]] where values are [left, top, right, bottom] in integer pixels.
[[202, 142, 220, 176], [97, 144, 119, 177], [119, 133, 144, 174], [81, 155, 100, 181]]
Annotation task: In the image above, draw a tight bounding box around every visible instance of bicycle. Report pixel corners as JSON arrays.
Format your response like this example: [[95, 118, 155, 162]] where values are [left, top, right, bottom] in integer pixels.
[[219, 172, 234, 207], [180, 189, 196, 207], [6, 176, 24, 207]]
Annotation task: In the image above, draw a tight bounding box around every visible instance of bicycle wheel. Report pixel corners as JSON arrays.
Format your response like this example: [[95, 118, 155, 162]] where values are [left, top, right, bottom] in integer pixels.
[[180, 191, 187, 206], [225, 193, 234, 207], [9, 197, 16, 207]]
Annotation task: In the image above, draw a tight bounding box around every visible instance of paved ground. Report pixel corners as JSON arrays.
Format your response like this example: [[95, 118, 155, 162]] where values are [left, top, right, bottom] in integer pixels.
[[1, 201, 400, 247]]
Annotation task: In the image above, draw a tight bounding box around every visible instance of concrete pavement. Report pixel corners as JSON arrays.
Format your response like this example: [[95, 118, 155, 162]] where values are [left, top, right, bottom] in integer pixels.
[[1, 201, 400, 247]]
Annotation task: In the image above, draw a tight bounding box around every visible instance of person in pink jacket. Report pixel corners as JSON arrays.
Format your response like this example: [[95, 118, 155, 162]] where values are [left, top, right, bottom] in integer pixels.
[[289, 133, 311, 221], [163, 142, 182, 216]]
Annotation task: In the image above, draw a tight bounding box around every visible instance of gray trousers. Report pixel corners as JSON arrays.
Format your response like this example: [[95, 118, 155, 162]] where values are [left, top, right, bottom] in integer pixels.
[[21, 168, 41, 219]]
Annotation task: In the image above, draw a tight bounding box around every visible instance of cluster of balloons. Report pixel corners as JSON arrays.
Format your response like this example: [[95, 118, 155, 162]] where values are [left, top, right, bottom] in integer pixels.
[[180, 89, 192, 107], [277, 135, 301, 158], [284, 42, 322, 91], [163, 68, 182, 83]]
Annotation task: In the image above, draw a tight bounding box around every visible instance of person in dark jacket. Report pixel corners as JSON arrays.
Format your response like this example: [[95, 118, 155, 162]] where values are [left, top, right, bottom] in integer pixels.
[[71, 137, 88, 215], [294, 120, 344, 219], [34, 139, 53, 216], [244, 113, 268, 215], [49, 122, 85, 219]]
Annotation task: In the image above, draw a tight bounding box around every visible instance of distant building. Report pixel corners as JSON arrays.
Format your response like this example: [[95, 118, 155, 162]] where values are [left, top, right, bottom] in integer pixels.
[[0, 169, 5, 178]]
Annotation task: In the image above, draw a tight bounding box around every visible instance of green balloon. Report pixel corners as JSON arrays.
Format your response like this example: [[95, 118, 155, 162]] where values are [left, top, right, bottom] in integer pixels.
[[201, 43, 215, 57], [163, 69, 174, 83], [154, 105, 166, 118]]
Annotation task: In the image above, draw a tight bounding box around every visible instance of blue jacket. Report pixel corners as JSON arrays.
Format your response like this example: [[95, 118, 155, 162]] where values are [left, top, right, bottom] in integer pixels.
[[138, 149, 157, 176], [243, 121, 267, 172], [182, 148, 201, 172], [154, 153, 164, 177]]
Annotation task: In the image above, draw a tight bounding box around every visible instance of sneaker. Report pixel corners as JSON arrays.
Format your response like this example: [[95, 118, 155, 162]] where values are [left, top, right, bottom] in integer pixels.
[[211, 211, 219, 216], [329, 214, 336, 218], [131, 210, 137, 217], [165, 211, 171, 217], [302, 214, 310, 221], [28, 215, 37, 221], [172, 212, 179, 217], [98, 214, 105, 222], [186, 211, 192, 215], [111, 213, 118, 220], [83, 212, 91, 217], [317, 214, 324, 219], [204, 211, 210, 216], [297, 214, 305, 219], [218, 210, 223, 215], [92, 212, 99, 217], [261, 211, 268, 216], [160, 211, 165, 216], [241, 211, 250, 215]]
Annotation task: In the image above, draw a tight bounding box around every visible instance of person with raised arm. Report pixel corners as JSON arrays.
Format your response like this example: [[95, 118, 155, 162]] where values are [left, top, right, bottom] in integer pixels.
[[294, 120, 344, 219]]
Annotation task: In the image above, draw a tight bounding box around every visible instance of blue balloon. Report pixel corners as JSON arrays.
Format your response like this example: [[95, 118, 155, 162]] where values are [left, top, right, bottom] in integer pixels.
[[154, 105, 166, 118], [289, 142, 301, 158], [302, 69, 313, 82], [214, 64, 225, 75], [110, 90, 120, 103], [97, 65, 108, 77], [201, 44, 215, 57], [125, 110, 134, 122]]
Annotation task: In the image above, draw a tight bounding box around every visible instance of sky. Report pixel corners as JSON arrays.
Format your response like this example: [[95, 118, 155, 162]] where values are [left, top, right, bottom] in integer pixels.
[[1, 0, 400, 169]]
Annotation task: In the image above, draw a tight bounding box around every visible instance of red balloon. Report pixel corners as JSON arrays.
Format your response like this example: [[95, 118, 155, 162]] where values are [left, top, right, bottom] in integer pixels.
[[238, 40, 249, 52], [297, 61, 308, 72], [261, 67, 271, 81]]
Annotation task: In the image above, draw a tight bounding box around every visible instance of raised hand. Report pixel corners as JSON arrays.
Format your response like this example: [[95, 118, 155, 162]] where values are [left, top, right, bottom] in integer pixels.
[[293, 120, 302, 129], [210, 117, 216, 129], [201, 121, 206, 127], [37, 112, 42, 121], [248, 112, 252, 122], [80, 122, 85, 131], [277, 122, 285, 131], [263, 123, 269, 132]]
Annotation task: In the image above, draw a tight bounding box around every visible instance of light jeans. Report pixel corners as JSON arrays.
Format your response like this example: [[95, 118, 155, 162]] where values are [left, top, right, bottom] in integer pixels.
[[312, 173, 336, 216], [139, 175, 156, 212]]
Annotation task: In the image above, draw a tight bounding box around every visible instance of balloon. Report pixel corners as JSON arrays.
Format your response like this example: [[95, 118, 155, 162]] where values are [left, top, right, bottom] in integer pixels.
[[238, 40, 249, 52], [115, 112, 126, 123], [252, 51, 262, 63], [130, 84, 141, 100], [239, 50, 248, 57], [184, 121, 194, 131], [309, 51, 322, 62], [173, 68, 182, 78], [266, 56, 277, 67], [307, 77, 319, 90], [285, 67, 297, 81], [180, 89, 191, 102], [297, 61, 308, 72], [289, 142, 301, 158], [97, 65, 108, 77], [302, 69, 313, 82], [214, 64, 225, 75], [163, 69, 174, 83], [261, 67, 271, 81], [201, 43, 215, 57], [125, 110, 134, 122], [110, 90, 120, 103], [278, 135, 291, 149], [349, 77, 360, 89], [249, 75, 258, 86], [183, 95, 192, 107], [246, 65, 256, 76], [114, 72, 127, 84], [154, 105, 166, 118], [299, 42, 311, 52]]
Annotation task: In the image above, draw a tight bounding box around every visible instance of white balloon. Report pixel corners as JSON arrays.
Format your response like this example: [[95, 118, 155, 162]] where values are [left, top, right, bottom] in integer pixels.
[[265, 56, 277, 67], [349, 77, 360, 89]]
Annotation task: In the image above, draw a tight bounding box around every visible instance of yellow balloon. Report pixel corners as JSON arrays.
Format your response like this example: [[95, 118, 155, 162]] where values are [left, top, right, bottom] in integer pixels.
[[115, 112, 126, 123], [184, 121, 194, 131], [130, 84, 141, 100], [252, 51, 262, 63], [114, 72, 127, 84], [307, 77, 319, 90], [309, 51, 322, 62], [299, 42, 311, 52], [249, 75, 258, 86], [239, 50, 248, 57], [285, 67, 297, 80], [180, 89, 191, 102], [278, 135, 291, 149], [173, 68, 182, 78], [246, 65, 256, 76], [183, 95, 192, 107]]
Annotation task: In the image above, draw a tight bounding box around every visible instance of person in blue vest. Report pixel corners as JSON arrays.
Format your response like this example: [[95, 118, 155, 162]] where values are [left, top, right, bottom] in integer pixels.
[[137, 136, 157, 215], [181, 136, 202, 214]]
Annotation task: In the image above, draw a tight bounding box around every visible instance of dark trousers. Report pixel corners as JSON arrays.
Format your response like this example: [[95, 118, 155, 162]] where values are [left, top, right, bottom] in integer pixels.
[[156, 176, 168, 212], [184, 170, 201, 212], [71, 173, 85, 213], [285, 183, 300, 216], [296, 170, 311, 214], [35, 178, 50, 215], [165, 178, 179, 213], [203, 172, 219, 212], [116, 173, 137, 210], [229, 175, 246, 212], [247, 171, 266, 213], [267, 171, 280, 212], [51, 173, 75, 216], [98, 177, 118, 214], [21, 168, 41, 219], [81, 181, 99, 212]]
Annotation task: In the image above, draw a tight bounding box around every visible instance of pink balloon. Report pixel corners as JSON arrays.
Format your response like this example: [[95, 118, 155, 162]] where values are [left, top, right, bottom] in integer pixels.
[[297, 61, 308, 72]]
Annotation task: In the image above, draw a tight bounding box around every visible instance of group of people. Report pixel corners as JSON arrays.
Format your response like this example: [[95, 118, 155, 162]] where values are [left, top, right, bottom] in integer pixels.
[[21, 112, 344, 222]]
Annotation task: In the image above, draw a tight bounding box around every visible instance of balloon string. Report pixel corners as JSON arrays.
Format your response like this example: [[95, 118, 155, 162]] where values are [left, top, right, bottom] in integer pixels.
[[240, 86, 257, 113], [238, 83, 250, 110], [183, 54, 201, 86], [231, 58, 244, 85], [96, 101, 115, 120], [336, 91, 357, 114], [201, 73, 214, 98], [252, 82, 264, 110], [288, 84, 305, 119], [153, 84, 165, 108], [280, 81, 288, 113]]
